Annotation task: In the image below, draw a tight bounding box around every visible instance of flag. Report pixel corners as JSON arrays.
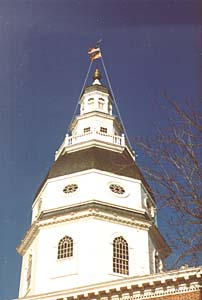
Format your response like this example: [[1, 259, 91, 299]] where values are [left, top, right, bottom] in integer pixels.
[[88, 47, 100, 55], [88, 47, 101, 61], [90, 51, 101, 61]]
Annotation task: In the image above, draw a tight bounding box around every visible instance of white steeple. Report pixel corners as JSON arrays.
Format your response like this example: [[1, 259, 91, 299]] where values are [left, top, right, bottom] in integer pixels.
[[55, 69, 128, 160], [17, 64, 170, 300]]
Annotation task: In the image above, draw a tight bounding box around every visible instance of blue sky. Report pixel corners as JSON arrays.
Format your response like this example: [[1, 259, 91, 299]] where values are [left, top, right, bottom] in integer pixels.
[[0, 1, 201, 299]]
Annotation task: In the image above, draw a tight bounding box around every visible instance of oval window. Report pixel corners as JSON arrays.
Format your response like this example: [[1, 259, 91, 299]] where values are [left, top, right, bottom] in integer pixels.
[[109, 184, 125, 195], [63, 184, 78, 194]]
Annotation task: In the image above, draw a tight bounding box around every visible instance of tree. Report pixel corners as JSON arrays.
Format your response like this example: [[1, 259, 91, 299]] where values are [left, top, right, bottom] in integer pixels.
[[137, 96, 202, 268]]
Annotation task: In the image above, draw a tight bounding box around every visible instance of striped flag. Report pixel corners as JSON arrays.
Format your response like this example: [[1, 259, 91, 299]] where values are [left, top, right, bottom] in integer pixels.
[[88, 47, 101, 61]]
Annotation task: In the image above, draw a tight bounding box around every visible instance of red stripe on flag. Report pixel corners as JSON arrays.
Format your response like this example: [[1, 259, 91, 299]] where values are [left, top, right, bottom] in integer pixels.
[[88, 47, 100, 55]]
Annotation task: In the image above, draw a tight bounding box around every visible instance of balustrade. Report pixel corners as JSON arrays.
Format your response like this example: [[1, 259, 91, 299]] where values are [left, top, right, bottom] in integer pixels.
[[55, 131, 125, 160]]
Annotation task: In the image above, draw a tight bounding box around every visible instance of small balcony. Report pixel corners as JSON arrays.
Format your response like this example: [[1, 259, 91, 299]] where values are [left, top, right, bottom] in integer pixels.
[[55, 130, 125, 160]]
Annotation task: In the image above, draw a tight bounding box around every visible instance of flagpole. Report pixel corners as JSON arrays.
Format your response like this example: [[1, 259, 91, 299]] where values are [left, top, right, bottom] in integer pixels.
[[68, 60, 93, 132], [100, 49, 134, 156], [69, 43, 134, 158], [68, 42, 102, 132]]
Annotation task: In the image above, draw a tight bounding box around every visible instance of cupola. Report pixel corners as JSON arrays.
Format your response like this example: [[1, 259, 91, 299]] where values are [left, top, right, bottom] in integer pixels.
[[80, 69, 113, 115]]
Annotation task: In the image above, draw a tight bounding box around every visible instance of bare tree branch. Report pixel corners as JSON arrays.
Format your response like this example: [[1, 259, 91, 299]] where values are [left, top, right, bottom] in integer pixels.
[[137, 97, 202, 268]]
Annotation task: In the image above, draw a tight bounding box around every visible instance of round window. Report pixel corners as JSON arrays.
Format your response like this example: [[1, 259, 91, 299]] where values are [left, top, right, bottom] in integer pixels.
[[63, 184, 78, 194], [109, 184, 125, 195]]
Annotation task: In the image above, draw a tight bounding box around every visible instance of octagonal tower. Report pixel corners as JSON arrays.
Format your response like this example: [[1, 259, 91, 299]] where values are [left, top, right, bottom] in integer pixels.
[[17, 68, 170, 299]]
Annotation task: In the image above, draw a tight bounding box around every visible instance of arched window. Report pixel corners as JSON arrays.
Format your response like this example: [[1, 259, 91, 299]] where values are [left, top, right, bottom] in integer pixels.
[[88, 98, 94, 107], [57, 236, 73, 259], [154, 251, 161, 273], [26, 254, 32, 290], [98, 98, 104, 110], [113, 236, 129, 275]]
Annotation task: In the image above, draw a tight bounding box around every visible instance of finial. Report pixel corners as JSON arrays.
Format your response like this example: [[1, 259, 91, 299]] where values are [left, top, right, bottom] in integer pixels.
[[93, 69, 101, 81]]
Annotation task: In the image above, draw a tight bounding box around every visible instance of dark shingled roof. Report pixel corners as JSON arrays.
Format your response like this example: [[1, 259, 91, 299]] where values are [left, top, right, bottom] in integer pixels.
[[34, 147, 153, 201]]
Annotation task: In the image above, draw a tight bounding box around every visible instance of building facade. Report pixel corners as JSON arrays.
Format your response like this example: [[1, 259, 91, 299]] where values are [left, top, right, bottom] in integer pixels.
[[17, 69, 202, 300]]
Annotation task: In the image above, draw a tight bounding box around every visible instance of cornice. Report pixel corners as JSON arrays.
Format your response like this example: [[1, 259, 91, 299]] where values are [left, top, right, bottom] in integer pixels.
[[70, 111, 123, 132], [18, 266, 202, 300], [17, 201, 151, 255], [40, 201, 148, 220], [39, 210, 150, 231], [39, 201, 150, 228], [16, 221, 39, 256], [62, 139, 125, 156], [18, 202, 169, 258]]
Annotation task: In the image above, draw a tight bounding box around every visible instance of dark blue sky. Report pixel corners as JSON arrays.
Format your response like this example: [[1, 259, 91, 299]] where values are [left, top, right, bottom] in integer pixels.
[[0, 1, 201, 299]]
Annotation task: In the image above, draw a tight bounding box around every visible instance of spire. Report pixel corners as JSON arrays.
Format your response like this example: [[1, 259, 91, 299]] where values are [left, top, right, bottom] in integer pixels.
[[92, 68, 101, 85]]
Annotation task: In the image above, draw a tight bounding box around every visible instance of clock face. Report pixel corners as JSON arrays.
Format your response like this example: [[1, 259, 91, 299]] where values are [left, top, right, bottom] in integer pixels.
[[109, 183, 125, 195], [63, 184, 78, 194]]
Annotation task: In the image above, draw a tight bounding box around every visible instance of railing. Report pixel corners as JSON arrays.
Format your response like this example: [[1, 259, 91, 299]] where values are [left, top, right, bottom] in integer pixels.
[[55, 131, 125, 160]]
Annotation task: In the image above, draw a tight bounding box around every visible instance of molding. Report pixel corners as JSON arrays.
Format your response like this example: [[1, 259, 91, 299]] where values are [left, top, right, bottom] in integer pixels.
[[17, 221, 39, 255], [17, 201, 170, 257], [39, 201, 151, 230], [70, 111, 123, 133], [39, 201, 148, 221], [17, 201, 152, 255], [18, 266, 202, 300], [61, 139, 125, 156]]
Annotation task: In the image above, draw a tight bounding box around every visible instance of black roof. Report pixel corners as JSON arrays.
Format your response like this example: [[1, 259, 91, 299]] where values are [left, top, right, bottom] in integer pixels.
[[34, 147, 153, 201]]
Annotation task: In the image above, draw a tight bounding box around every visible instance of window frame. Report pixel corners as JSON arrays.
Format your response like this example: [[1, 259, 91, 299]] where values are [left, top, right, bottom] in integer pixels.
[[63, 184, 78, 194], [100, 127, 108, 134], [113, 236, 129, 275], [154, 251, 160, 273], [83, 127, 91, 134], [26, 254, 32, 290], [57, 236, 73, 260]]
